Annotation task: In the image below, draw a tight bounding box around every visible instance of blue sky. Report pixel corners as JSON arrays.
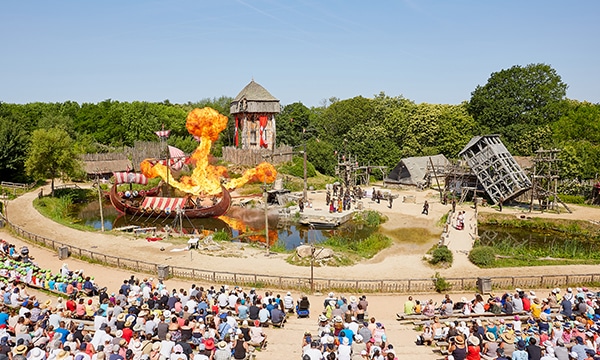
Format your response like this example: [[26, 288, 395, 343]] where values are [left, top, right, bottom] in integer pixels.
[[1, 1, 598, 107]]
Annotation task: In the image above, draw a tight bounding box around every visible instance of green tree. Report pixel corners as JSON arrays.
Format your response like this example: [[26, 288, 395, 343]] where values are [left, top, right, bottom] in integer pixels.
[[0, 117, 30, 182], [276, 102, 314, 147], [25, 128, 82, 195], [467, 63, 568, 154]]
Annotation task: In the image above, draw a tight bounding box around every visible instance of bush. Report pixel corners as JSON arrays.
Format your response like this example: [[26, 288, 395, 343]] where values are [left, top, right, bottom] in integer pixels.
[[278, 156, 316, 178], [212, 230, 231, 242], [430, 246, 453, 265], [433, 272, 452, 293], [469, 246, 496, 267], [557, 194, 586, 204]]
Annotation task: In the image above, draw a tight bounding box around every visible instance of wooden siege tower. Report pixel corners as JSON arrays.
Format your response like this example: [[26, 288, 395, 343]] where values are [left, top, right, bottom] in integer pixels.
[[459, 135, 532, 204], [230, 80, 280, 151]]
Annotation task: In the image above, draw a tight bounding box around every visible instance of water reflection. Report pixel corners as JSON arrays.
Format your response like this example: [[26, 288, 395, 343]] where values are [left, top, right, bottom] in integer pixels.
[[76, 202, 374, 250]]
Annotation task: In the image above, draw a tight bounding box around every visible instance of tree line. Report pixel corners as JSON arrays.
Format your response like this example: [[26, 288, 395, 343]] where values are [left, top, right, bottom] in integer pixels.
[[1, 63, 599, 185]]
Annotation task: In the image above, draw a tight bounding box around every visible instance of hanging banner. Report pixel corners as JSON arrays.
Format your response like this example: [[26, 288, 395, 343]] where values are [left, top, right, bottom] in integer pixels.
[[259, 115, 268, 148], [235, 116, 239, 147]]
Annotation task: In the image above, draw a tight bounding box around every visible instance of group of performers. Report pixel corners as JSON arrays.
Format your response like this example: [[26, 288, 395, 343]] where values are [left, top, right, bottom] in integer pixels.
[[325, 183, 363, 213]]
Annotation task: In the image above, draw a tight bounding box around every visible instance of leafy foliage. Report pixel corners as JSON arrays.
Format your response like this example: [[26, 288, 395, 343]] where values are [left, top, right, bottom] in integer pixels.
[[429, 246, 453, 265], [0, 117, 29, 182], [278, 156, 316, 178], [468, 246, 496, 267], [468, 63, 568, 155], [2, 62, 600, 183], [432, 272, 452, 293], [25, 128, 82, 194]]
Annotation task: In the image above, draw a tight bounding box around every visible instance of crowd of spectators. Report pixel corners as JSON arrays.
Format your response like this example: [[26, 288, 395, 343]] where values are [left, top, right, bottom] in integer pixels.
[[411, 288, 600, 360], [300, 292, 396, 360], [0, 238, 326, 360]]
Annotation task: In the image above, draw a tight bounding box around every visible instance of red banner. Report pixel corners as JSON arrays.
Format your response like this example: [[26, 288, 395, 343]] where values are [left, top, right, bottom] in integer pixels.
[[259, 116, 268, 148], [235, 116, 239, 147]]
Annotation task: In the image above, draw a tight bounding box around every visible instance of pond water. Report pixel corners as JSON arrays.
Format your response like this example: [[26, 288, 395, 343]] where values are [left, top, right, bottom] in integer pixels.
[[478, 225, 600, 258], [75, 202, 376, 250]]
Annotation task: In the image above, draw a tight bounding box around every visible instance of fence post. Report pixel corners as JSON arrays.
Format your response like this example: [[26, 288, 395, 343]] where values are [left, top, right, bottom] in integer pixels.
[[234, 274, 237, 284], [408, 280, 411, 292], [461, 279, 464, 290], [212, 272, 216, 282], [566, 275, 570, 285]]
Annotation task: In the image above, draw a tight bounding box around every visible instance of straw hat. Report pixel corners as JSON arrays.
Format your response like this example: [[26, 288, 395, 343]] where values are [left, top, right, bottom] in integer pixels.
[[454, 335, 464, 345], [117, 313, 126, 322], [14, 345, 28, 355], [56, 350, 70, 360], [152, 342, 161, 351], [217, 341, 227, 350], [501, 332, 515, 343], [468, 336, 480, 346], [485, 332, 496, 342], [349, 296, 357, 303]]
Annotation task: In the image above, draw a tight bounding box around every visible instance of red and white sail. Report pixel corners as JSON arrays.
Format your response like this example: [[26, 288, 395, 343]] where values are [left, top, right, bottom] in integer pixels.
[[141, 196, 187, 212], [154, 145, 187, 171], [113, 172, 149, 185]]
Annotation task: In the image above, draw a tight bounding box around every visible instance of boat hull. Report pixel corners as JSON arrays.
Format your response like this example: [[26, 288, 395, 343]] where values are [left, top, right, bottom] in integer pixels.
[[109, 183, 231, 218]]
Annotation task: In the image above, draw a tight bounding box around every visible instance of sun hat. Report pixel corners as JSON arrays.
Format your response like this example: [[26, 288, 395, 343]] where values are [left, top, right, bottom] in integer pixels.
[[501, 332, 515, 343], [14, 345, 28, 355], [204, 338, 215, 350], [217, 341, 227, 350], [349, 296, 357, 303], [173, 345, 183, 354], [57, 350, 70, 360], [254, 320, 260, 327], [28, 347, 45, 360], [468, 336, 480, 346], [117, 313, 127, 322], [318, 314, 328, 322], [485, 332, 496, 342], [454, 335, 464, 345]]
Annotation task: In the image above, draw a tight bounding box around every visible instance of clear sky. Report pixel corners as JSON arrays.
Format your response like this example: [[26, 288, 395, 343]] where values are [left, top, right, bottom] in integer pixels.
[[1, 1, 598, 108]]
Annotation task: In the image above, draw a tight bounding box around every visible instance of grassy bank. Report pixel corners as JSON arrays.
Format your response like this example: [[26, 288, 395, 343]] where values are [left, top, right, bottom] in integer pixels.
[[471, 213, 600, 268], [33, 188, 97, 231]]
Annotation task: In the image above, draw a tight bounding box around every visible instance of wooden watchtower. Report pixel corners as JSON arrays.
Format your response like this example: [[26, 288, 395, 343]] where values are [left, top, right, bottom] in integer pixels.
[[459, 135, 532, 204], [230, 80, 280, 150]]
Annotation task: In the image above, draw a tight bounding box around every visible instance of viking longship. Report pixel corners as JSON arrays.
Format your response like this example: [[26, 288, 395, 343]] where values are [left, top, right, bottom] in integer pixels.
[[109, 172, 231, 219]]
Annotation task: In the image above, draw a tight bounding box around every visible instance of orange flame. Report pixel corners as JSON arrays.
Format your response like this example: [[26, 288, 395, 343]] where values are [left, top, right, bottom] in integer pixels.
[[219, 215, 278, 245], [141, 107, 277, 196], [225, 162, 277, 190]]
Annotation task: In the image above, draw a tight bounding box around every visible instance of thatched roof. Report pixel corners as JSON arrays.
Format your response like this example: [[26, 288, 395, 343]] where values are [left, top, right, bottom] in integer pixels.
[[233, 80, 278, 102], [230, 80, 280, 114], [84, 159, 132, 175]]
